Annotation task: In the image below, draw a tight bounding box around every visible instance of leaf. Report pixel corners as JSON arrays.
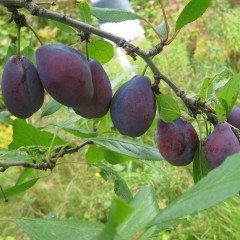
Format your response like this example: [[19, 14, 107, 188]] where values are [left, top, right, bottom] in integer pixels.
[[9, 120, 65, 150], [56, 116, 82, 129], [50, 20, 76, 33], [16, 169, 35, 185], [78, 1, 91, 23], [156, 94, 181, 122], [96, 198, 133, 240], [97, 164, 133, 203], [151, 152, 240, 226], [91, 7, 142, 23], [41, 99, 63, 118], [14, 218, 103, 240], [193, 144, 210, 183], [86, 146, 104, 164], [176, 0, 211, 30], [88, 40, 114, 64], [62, 127, 98, 138], [0, 150, 31, 162], [22, 46, 35, 64], [0, 179, 38, 201], [4, 44, 17, 64], [198, 77, 213, 101], [155, 22, 167, 39], [215, 75, 240, 122], [91, 137, 162, 161], [117, 185, 159, 239]]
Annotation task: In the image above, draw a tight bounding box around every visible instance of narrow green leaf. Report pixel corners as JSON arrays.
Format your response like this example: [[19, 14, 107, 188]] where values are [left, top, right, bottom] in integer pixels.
[[91, 137, 162, 161], [97, 164, 133, 202], [155, 22, 167, 39], [62, 127, 98, 138], [0, 150, 31, 162], [56, 116, 82, 129], [176, 0, 211, 30], [50, 20, 76, 33], [198, 77, 213, 101], [14, 218, 103, 240], [78, 1, 91, 23], [96, 198, 133, 240], [0, 179, 38, 201], [91, 7, 142, 23], [156, 94, 181, 122], [22, 46, 35, 64], [193, 144, 210, 183], [16, 169, 35, 185], [9, 120, 65, 150], [4, 44, 17, 64], [151, 152, 240, 226], [41, 99, 63, 118], [88, 40, 114, 64]]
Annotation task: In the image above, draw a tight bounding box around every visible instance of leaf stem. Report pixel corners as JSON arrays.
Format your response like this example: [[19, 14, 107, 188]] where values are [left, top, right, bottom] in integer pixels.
[[27, 25, 43, 45], [17, 26, 21, 57]]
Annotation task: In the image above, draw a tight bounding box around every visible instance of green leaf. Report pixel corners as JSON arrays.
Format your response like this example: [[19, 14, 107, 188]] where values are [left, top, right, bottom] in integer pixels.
[[215, 74, 240, 122], [155, 22, 167, 39], [62, 127, 98, 138], [193, 144, 210, 183], [16, 169, 35, 185], [88, 40, 114, 64], [91, 7, 142, 23], [4, 44, 17, 64], [86, 146, 104, 164], [91, 137, 162, 161], [41, 99, 63, 118], [14, 218, 103, 240], [151, 152, 240, 226], [96, 198, 133, 240], [0, 179, 38, 201], [176, 0, 211, 30], [22, 46, 35, 64], [198, 77, 213, 101], [97, 164, 133, 202], [50, 20, 76, 33], [9, 120, 65, 150], [117, 186, 159, 239], [0, 150, 31, 162], [56, 116, 82, 129], [156, 94, 181, 122], [78, 1, 91, 23]]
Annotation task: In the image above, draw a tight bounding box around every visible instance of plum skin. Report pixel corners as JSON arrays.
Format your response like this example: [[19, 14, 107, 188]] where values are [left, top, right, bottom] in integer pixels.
[[110, 75, 156, 137], [36, 44, 93, 107], [157, 117, 199, 166], [73, 59, 112, 119], [1, 56, 44, 119], [227, 106, 240, 129], [204, 122, 240, 168]]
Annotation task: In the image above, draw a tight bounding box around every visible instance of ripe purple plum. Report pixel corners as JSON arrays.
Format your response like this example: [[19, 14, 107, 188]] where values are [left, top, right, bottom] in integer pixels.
[[204, 122, 240, 168], [110, 75, 156, 137], [1, 56, 44, 119], [157, 117, 199, 166], [36, 44, 93, 107], [227, 106, 240, 129], [73, 59, 112, 118]]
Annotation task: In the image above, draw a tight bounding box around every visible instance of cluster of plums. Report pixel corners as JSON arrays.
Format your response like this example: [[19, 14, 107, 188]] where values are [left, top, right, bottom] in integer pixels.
[[1, 44, 240, 169]]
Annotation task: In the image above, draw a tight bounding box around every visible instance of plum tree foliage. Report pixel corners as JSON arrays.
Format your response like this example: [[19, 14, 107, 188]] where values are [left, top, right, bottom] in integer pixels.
[[0, 0, 240, 239]]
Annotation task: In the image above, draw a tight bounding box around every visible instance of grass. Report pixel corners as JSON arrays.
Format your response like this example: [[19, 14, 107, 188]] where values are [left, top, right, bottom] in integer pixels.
[[0, 0, 240, 239]]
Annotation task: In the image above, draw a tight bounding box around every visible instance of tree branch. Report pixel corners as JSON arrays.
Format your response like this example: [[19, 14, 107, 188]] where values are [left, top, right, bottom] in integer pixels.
[[0, 141, 93, 172]]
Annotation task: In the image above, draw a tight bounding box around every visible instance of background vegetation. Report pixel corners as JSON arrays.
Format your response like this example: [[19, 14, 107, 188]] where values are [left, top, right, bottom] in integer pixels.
[[0, 0, 239, 239]]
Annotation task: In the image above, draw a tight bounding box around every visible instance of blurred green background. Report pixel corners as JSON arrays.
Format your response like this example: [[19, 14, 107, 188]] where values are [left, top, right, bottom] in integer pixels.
[[0, 0, 240, 239]]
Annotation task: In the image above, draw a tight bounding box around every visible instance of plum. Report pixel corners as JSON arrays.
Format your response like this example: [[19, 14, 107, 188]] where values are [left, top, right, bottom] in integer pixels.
[[1, 56, 44, 119], [157, 117, 199, 166], [73, 59, 112, 118], [204, 122, 240, 168], [227, 106, 240, 129], [36, 44, 93, 107], [110, 75, 156, 137]]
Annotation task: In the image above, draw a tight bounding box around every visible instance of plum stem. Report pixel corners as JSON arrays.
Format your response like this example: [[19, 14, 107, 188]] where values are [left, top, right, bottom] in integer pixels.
[[27, 24, 43, 45], [17, 25, 21, 57]]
